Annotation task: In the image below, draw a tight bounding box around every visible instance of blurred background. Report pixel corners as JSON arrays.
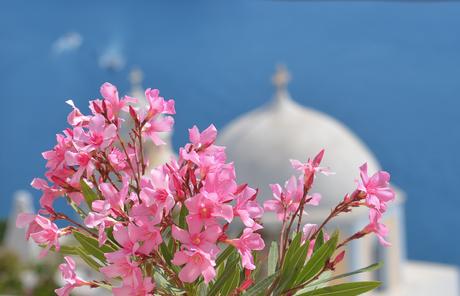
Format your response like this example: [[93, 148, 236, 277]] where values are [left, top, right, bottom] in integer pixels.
[[0, 0, 459, 295]]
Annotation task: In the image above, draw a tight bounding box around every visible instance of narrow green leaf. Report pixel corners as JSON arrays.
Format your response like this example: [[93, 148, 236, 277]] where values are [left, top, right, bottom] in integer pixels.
[[297, 281, 381, 296], [73, 231, 114, 263], [47, 244, 79, 255], [75, 247, 103, 271], [296, 231, 339, 285], [268, 241, 278, 276], [221, 266, 241, 296], [305, 262, 383, 288], [215, 245, 234, 268], [276, 235, 309, 293], [178, 205, 188, 229], [80, 179, 99, 208], [313, 230, 324, 253], [208, 254, 240, 296], [243, 273, 278, 296], [160, 241, 173, 265], [283, 231, 302, 268]]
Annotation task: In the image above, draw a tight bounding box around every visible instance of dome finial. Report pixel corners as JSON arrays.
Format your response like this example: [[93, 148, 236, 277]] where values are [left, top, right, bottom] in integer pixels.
[[272, 64, 291, 96], [129, 67, 143, 89]]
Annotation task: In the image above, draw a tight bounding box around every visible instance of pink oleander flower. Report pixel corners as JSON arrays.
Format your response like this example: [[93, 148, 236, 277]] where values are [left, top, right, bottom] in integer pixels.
[[101, 250, 139, 280], [66, 100, 91, 127], [234, 185, 264, 229], [113, 223, 162, 256], [189, 124, 217, 148], [55, 256, 88, 296], [64, 151, 96, 186], [227, 228, 265, 270], [172, 248, 216, 283], [31, 178, 63, 209], [112, 267, 155, 296], [364, 209, 391, 247], [99, 82, 136, 120], [73, 114, 117, 151], [185, 193, 234, 229], [42, 130, 74, 171], [264, 176, 321, 221], [179, 125, 226, 173], [142, 88, 175, 145], [302, 223, 318, 244], [139, 167, 175, 213], [358, 163, 395, 213], [290, 149, 334, 177], [84, 179, 129, 245], [108, 147, 128, 171], [172, 219, 221, 257], [16, 213, 60, 257]]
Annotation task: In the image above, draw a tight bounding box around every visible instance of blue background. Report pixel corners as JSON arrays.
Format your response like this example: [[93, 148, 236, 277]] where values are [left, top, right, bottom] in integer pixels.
[[1, 1, 459, 266]]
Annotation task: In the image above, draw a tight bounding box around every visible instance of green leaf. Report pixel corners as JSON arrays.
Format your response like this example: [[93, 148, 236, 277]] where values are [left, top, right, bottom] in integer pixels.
[[178, 205, 188, 229], [313, 230, 324, 253], [47, 244, 79, 255], [297, 281, 381, 296], [283, 231, 302, 268], [276, 233, 309, 293], [220, 265, 241, 296], [215, 245, 234, 268], [296, 231, 339, 285], [75, 247, 103, 271], [80, 179, 99, 208], [268, 241, 278, 276], [305, 262, 383, 288], [243, 273, 278, 296], [160, 241, 173, 265], [73, 231, 114, 263], [208, 253, 240, 296]]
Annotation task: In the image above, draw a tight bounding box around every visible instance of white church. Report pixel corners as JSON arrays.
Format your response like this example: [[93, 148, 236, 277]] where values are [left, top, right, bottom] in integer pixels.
[[3, 66, 458, 295]]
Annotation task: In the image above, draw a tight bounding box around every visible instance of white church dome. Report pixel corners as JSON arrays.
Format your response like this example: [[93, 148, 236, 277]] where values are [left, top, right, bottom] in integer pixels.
[[217, 66, 381, 208]]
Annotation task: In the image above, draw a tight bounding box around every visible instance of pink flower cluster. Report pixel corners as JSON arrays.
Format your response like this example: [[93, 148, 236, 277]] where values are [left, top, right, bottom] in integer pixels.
[[18, 82, 395, 295], [18, 83, 265, 295]]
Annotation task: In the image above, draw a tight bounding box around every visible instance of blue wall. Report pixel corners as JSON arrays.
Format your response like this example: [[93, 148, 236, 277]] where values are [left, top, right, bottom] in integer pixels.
[[1, 1, 459, 266]]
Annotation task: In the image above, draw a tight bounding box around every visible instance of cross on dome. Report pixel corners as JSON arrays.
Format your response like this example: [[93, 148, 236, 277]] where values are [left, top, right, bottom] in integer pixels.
[[272, 64, 291, 93], [130, 67, 143, 88]]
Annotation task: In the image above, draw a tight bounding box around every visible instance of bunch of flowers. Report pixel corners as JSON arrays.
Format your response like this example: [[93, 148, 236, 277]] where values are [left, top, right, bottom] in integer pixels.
[[17, 83, 395, 296]]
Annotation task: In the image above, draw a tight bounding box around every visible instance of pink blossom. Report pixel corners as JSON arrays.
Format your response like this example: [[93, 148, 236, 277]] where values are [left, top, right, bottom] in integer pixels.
[[55, 256, 87, 296], [264, 176, 319, 221], [290, 149, 334, 177], [358, 163, 395, 213], [234, 186, 264, 229], [16, 213, 60, 257], [100, 82, 136, 120], [185, 193, 233, 229], [42, 131, 74, 171], [364, 209, 390, 247], [142, 88, 175, 145], [172, 220, 221, 257], [101, 250, 139, 280], [84, 180, 129, 245], [73, 114, 117, 151], [112, 223, 162, 256], [108, 147, 128, 171], [64, 151, 96, 186], [302, 223, 318, 244], [227, 228, 265, 270], [129, 201, 163, 226], [202, 165, 237, 203], [112, 267, 155, 296], [189, 124, 217, 148], [172, 248, 216, 283], [31, 178, 63, 209], [65, 100, 90, 127], [139, 167, 175, 213]]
